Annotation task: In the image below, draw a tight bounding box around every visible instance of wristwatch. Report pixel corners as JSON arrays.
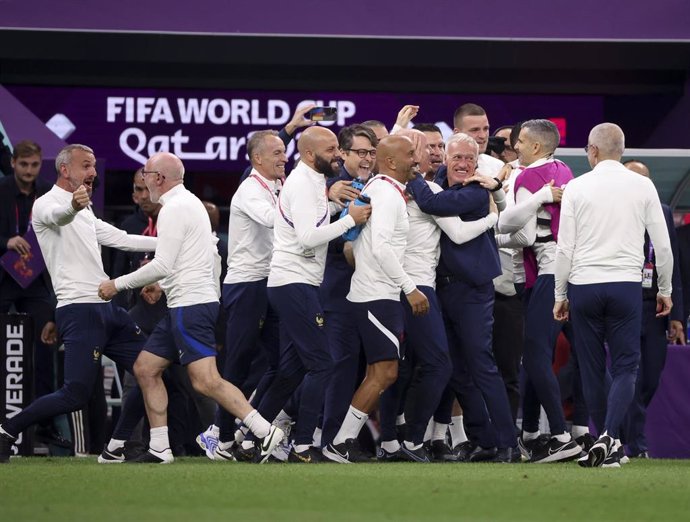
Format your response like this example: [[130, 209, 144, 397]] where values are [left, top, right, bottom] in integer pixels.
[[489, 177, 503, 192]]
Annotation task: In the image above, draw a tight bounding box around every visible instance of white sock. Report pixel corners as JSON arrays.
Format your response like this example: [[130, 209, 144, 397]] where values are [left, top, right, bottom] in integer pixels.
[[208, 424, 219, 437], [107, 438, 126, 452], [396, 414, 406, 426], [571, 425, 589, 439], [554, 432, 571, 443], [217, 440, 234, 451], [431, 421, 448, 442], [149, 426, 170, 453], [312, 427, 322, 448], [523, 430, 539, 442], [234, 425, 248, 444], [243, 409, 271, 439], [381, 440, 401, 453], [403, 440, 423, 451], [293, 443, 310, 453], [449, 415, 468, 447], [423, 418, 434, 442], [333, 406, 368, 445]]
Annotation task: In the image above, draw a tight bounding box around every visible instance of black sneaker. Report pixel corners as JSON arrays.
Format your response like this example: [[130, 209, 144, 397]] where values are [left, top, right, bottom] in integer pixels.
[[530, 436, 582, 464], [400, 443, 431, 463], [0, 431, 16, 463], [494, 447, 521, 463], [322, 439, 370, 463], [235, 442, 258, 462], [34, 426, 72, 449], [287, 446, 323, 464], [575, 433, 595, 455], [376, 446, 405, 462], [578, 434, 614, 468], [97, 441, 145, 464], [518, 434, 550, 460], [128, 449, 174, 464], [602, 451, 621, 468], [431, 440, 457, 462], [468, 445, 497, 462], [453, 441, 476, 462], [630, 450, 649, 459]]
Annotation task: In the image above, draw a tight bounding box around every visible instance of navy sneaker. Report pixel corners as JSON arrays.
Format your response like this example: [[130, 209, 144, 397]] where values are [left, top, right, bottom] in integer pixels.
[[400, 443, 431, 463], [376, 446, 405, 462], [287, 446, 323, 464], [468, 445, 497, 462], [494, 447, 521, 463], [453, 441, 476, 462], [431, 440, 457, 462]]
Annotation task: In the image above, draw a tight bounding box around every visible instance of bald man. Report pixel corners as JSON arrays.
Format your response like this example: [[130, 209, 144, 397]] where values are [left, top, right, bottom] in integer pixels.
[[323, 135, 430, 463], [244, 127, 371, 463], [97, 152, 284, 464], [620, 159, 684, 458], [554, 124, 673, 468]]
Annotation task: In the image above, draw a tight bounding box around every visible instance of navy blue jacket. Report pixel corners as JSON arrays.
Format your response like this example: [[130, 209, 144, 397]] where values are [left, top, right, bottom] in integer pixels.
[[407, 174, 501, 286], [320, 166, 357, 312], [644, 204, 684, 323]]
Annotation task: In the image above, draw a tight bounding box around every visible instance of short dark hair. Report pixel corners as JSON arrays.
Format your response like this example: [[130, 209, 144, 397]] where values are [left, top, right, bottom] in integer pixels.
[[12, 140, 42, 160], [521, 119, 560, 155], [247, 130, 280, 165], [338, 124, 378, 150], [510, 121, 524, 149], [413, 123, 442, 134], [453, 103, 486, 129]]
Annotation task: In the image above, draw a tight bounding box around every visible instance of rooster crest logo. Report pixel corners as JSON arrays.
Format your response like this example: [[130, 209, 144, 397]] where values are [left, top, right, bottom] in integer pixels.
[[315, 313, 325, 327], [93, 347, 101, 362]]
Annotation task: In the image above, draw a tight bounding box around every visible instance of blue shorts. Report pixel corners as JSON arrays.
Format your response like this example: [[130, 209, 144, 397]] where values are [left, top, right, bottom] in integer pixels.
[[351, 299, 404, 364], [144, 302, 219, 365]]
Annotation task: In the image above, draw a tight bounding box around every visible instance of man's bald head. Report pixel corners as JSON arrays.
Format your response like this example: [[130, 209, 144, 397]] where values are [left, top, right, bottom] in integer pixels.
[[297, 126, 340, 177], [588, 123, 625, 160], [377, 135, 416, 183], [146, 152, 185, 180], [624, 160, 650, 178]]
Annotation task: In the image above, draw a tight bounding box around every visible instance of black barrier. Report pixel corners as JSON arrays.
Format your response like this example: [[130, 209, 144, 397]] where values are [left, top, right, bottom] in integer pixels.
[[0, 313, 35, 456]]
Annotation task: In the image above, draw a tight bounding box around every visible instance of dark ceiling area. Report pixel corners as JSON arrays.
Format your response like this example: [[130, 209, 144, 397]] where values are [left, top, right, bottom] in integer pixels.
[[1, 30, 688, 96]]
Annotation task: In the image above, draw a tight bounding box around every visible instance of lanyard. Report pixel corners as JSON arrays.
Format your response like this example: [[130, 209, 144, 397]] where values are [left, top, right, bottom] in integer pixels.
[[363, 175, 407, 202], [142, 216, 157, 237], [278, 187, 329, 229], [249, 174, 277, 205], [15, 194, 36, 235], [647, 241, 654, 263]]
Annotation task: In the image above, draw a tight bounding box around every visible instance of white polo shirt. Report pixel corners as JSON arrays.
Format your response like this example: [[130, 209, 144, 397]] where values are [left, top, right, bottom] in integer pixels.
[[32, 185, 157, 308], [268, 161, 355, 288], [554, 159, 673, 301], [115, 184, 221, 307], [348, 174, 415, 302], [224, 169, 281, 284]]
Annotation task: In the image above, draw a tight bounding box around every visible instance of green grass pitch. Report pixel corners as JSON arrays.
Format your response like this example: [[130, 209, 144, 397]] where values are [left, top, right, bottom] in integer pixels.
[[1, 458, 689, 521]]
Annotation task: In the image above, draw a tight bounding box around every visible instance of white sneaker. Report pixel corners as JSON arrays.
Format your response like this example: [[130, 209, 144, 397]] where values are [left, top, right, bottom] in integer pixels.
[[196, 426, 219, 460], [257, 425, 285, 464]]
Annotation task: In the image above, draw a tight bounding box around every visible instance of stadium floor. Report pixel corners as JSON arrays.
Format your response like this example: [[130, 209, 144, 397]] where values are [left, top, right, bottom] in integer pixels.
[[1, 458, 688, 521]]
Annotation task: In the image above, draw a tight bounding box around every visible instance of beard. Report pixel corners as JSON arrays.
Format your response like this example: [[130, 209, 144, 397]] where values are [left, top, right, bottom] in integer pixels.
[[314, 154, 339, 178]]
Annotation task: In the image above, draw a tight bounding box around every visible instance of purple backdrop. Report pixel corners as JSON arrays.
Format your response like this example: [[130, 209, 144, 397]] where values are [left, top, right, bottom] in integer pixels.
[[2, 1, 689, 40], [4, 85, 603, 172]]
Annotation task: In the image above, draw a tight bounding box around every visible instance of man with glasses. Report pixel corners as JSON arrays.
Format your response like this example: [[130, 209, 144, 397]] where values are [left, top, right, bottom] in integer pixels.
[[320, 124, 378, 452], [98, 152, 285, 464]]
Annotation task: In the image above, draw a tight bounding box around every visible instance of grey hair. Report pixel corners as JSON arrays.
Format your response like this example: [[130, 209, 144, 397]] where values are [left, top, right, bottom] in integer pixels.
[[446, 132, 479, 156], [521, 119, 560, 155], [247, 130, 280, 165], [589, 123, 625, 158], [55, 144, 94, 173]]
